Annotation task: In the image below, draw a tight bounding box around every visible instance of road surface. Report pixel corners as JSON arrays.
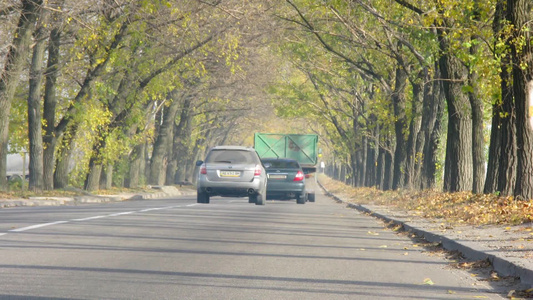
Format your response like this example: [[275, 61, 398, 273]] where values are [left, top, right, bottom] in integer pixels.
[[0, 189, 505, 299]]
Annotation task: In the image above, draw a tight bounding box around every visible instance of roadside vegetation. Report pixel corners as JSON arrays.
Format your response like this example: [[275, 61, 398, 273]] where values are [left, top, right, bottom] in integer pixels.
[[319, 175, 533, 226], [1, 0, 533, 207]]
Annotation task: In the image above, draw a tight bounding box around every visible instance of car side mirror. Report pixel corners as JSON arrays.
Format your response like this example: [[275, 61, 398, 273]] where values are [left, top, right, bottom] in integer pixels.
[[196, 160, 204, 166]]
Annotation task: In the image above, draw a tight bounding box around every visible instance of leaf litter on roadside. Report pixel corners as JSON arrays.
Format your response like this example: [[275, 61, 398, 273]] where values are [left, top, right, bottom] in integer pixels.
[[319, 175, 533, 226]]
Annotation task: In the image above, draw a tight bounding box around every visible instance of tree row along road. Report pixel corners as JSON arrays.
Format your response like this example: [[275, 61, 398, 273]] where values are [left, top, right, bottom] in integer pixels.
[[0, 191, 505, 299], [2, 0, 533, 202]]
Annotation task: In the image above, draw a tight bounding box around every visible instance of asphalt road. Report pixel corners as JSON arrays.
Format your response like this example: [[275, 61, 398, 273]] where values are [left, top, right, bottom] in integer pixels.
[[0, 189, 505, 299]]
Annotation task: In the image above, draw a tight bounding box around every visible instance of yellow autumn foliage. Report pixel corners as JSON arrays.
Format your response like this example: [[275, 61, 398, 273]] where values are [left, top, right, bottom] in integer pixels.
[[319, 175, 533, 225]]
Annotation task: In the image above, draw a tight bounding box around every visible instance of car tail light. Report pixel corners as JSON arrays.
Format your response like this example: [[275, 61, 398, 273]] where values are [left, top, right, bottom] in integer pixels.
[[293, 170, 304, 181], [254, 165, 262, 176], [200, 165, 207, 175]]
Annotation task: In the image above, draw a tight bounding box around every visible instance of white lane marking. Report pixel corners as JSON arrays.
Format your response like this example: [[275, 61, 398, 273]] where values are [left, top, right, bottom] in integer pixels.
[[186, 204, 199, 207], [1, 203, 197, 236], [139, 208, 157, 212], [139, 206, 179, 212], [107, 211, 135, 217], [9, 221, 69, 232], [71, 215, 106, 222]]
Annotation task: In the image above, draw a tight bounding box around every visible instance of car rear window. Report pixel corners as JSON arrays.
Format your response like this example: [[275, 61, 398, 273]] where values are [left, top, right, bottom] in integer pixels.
[[264, 160, 300, 169], [206, 150, 258, 164]]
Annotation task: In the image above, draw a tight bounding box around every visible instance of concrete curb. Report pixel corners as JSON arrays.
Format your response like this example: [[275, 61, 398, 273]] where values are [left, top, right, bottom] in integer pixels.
[[318, 181, 533, 286]]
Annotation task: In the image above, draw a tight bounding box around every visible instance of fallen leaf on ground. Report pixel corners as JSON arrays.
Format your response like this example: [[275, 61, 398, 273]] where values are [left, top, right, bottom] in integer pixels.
[[423, 278, 434, 285]]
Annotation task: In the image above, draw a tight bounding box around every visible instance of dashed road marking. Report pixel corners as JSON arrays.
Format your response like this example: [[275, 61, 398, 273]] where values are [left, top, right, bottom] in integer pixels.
[[107, 211, 135, 217], [71, 215, 106, 221], [9, 221, 69, 232], [1, 204, 192, 236]]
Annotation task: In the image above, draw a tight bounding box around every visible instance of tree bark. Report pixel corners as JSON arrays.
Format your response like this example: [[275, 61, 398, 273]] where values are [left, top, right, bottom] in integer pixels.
[[127, 143, 145, 188], [54, 126, 77, 189], [468, 2, 486, 194], [405, 79, 423, 189], [43, 23, 62, 190], [485, 0, 509, 194], [85, 160, 102, 191], [496, 69, 516, 196], [508, 0, 533, 200], [417, 65, 443, 190], [484, 103, 503, 194], [365, 122, 378, 187], [27, 5, 49, 191], [392, 65, 409, 190], [468, 72, 486, 194], [149, 91, 182, 185], [376, 147, 386, 189], [0, 0, 42, 190], [439, 32, 473, 192], [166, 95, 193, 185]]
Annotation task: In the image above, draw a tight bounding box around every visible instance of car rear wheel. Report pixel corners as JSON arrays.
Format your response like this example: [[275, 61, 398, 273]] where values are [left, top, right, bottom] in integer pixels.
[[307, 193, 315, 202], [197, 191, 209, 204], [254, 193, 265, 205], [248, 195, 256, 203], [296, 193, 306, 204]]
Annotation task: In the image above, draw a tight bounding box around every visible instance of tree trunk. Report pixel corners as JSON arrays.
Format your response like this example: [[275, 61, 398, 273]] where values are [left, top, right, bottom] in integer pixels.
[[417, 65, 442, 190], [149, 91, 182, 185], [127, 143, 145, 188], [365, 123, 378, 187], [422, 88, 445, 190], [484, 103, 503, 194], [358, 136, 367, 187], [101, 163, 112, 190], [376, 147, 385, 189], [439, 37, 473, 192], [54, 126, 77, 189], [392, 65, 409, 190], [405, 80, 423, 189], [166, 95, 192, 185], [43, 24, 62, 190], [99, 163, 113, 190], [496, 70, 516, 196], [383, 138, 394, 191], [27, 6, 49, 191], [340, 163, 346, 183], [485, 0, 509, 194], [0, 0, 42, 190], [508, 0, 533, 200], [85, 159, 102, 191], [468, 39, 486, 194]]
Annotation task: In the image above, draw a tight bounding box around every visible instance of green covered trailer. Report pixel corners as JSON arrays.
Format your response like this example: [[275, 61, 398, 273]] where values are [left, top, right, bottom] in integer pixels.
[[254, 133, 319, 173]]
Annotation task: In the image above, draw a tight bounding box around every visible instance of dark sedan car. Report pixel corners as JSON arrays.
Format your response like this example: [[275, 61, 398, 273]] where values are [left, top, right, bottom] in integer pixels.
[[262, 158, 307, 204]]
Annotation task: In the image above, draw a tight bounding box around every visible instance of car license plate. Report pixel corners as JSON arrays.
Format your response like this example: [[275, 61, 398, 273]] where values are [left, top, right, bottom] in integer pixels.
[[268, 174, 287, 179], [220, 171, 241, 177]]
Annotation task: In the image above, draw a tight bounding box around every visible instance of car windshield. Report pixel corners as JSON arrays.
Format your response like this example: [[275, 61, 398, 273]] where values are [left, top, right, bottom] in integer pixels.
[[263, 160, 300, 169], [206, 150, 258, 164]]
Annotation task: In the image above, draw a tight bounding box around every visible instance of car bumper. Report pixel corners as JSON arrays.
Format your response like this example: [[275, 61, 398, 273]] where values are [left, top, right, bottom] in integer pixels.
[[197, 177, 264, 197], [267, 181, 305, 192]]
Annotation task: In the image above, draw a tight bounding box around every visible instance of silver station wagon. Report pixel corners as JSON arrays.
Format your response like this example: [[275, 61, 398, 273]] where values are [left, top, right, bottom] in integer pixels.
[[196, 146, 267, 205]]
